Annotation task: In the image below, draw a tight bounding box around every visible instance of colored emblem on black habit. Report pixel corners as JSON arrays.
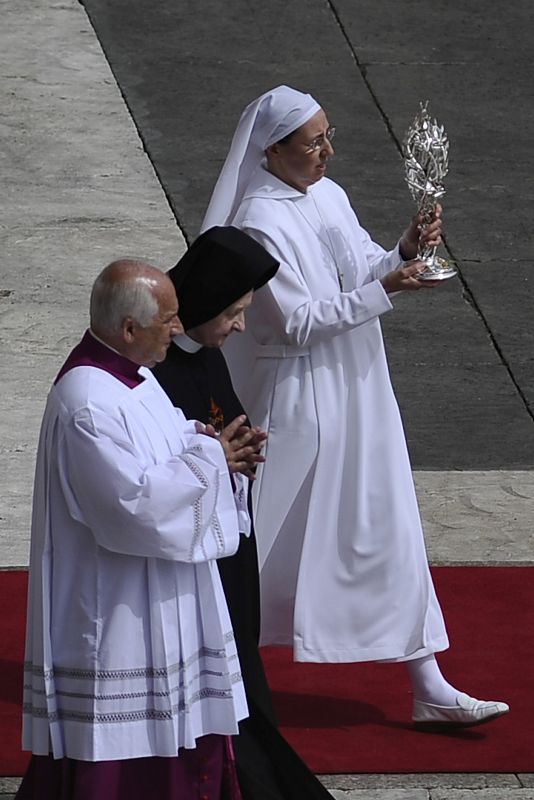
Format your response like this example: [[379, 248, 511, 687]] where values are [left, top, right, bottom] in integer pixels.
[[209, 398, 224, 432]]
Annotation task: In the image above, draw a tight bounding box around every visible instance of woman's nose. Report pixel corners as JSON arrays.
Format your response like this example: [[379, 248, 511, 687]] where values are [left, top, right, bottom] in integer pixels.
[[323, 138, 334, 156]]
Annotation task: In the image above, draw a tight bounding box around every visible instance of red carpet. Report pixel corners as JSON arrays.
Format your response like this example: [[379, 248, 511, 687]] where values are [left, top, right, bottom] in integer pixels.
[[262, 567, 534, 773], [1, 567, 533, 775], [0, 570, 30, 776]]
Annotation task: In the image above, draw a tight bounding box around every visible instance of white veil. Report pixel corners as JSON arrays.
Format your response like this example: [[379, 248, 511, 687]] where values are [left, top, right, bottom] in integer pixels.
[[200, 85, 321, 232]]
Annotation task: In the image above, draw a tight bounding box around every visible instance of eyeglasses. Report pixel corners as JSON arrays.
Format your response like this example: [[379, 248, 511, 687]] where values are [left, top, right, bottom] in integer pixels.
[[304, 126, 336, 153]]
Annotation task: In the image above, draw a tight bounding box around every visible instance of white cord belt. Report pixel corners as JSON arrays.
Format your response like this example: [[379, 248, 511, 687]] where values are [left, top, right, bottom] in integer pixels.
[[255, 344, 310, 359]]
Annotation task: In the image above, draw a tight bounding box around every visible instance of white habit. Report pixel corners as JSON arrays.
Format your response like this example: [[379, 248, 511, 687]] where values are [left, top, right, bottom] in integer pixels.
[[226, 165, 449, 663], [22, 366, 248, 761]]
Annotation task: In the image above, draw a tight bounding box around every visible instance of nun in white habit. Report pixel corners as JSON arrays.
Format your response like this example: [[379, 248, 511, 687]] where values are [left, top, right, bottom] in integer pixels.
[[200, 85, 509, 729]]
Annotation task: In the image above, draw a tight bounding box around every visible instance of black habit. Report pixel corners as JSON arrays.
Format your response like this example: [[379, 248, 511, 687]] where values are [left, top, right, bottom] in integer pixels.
[[153, 226, 331, 799], [153, 342, 332, 800]]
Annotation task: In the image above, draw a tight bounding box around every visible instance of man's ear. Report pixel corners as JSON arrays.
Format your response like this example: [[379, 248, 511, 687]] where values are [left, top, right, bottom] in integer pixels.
[[122, 317, 136, 344]]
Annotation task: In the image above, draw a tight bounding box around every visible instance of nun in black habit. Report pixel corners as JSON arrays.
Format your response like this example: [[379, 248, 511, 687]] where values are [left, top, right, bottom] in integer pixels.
[[152, 227, 332, 800]]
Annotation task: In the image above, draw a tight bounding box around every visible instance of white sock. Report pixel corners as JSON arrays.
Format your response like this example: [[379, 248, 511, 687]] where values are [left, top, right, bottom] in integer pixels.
[[406, 654, 460, 705]]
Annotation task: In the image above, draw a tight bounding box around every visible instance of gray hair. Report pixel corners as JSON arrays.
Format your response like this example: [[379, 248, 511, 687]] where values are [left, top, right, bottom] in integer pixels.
[[90, 261, 160, 334]]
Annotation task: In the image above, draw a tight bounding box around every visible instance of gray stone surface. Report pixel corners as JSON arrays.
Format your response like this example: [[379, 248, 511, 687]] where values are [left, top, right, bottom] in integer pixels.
[[430, 793, 534, 800], [319, 775, 523, 790], [1, 776, 527, 800], [80, 0, 534, 470], [0, 778, 20, 794], [329, 791, 428, 800], [4, 774, 534, 798], [415, 471, 534, 564], [0, 0, 186, 561]]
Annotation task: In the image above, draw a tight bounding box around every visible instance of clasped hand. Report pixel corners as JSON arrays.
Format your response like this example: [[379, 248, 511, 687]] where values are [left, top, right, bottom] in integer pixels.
[[196, 415, 267, 480]]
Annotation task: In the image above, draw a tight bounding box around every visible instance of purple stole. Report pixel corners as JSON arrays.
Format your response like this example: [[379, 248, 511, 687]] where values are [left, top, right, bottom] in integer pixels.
[[55, 329, 143, 388]]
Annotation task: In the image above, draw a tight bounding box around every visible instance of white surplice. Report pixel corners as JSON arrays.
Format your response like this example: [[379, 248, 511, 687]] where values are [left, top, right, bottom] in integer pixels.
[[22, 367, 247, 761], [225, 166, 449, 663]]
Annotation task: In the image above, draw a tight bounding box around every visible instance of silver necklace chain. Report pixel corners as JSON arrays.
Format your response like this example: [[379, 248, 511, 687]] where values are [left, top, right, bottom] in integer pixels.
[[294, 194, 345, 290]]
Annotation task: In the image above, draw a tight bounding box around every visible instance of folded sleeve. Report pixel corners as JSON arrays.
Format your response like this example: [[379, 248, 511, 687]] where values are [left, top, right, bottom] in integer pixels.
[[242, 224, 393, 348], [58, 405, 241, 563]]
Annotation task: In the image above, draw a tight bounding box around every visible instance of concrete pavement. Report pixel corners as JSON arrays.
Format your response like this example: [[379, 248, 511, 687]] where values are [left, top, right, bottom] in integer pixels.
[[0, 0, 186, 568], [81, 0, 534, 470], [0, 0, 532, 796]]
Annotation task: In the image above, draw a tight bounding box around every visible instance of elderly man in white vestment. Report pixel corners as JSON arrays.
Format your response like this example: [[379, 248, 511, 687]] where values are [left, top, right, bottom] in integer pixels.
[[201, 85, 509, 730], [16, 260, 248, 800]]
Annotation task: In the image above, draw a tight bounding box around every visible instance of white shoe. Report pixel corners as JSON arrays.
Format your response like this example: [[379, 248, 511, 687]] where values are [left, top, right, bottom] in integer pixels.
[[412, 692, 510, 730]]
